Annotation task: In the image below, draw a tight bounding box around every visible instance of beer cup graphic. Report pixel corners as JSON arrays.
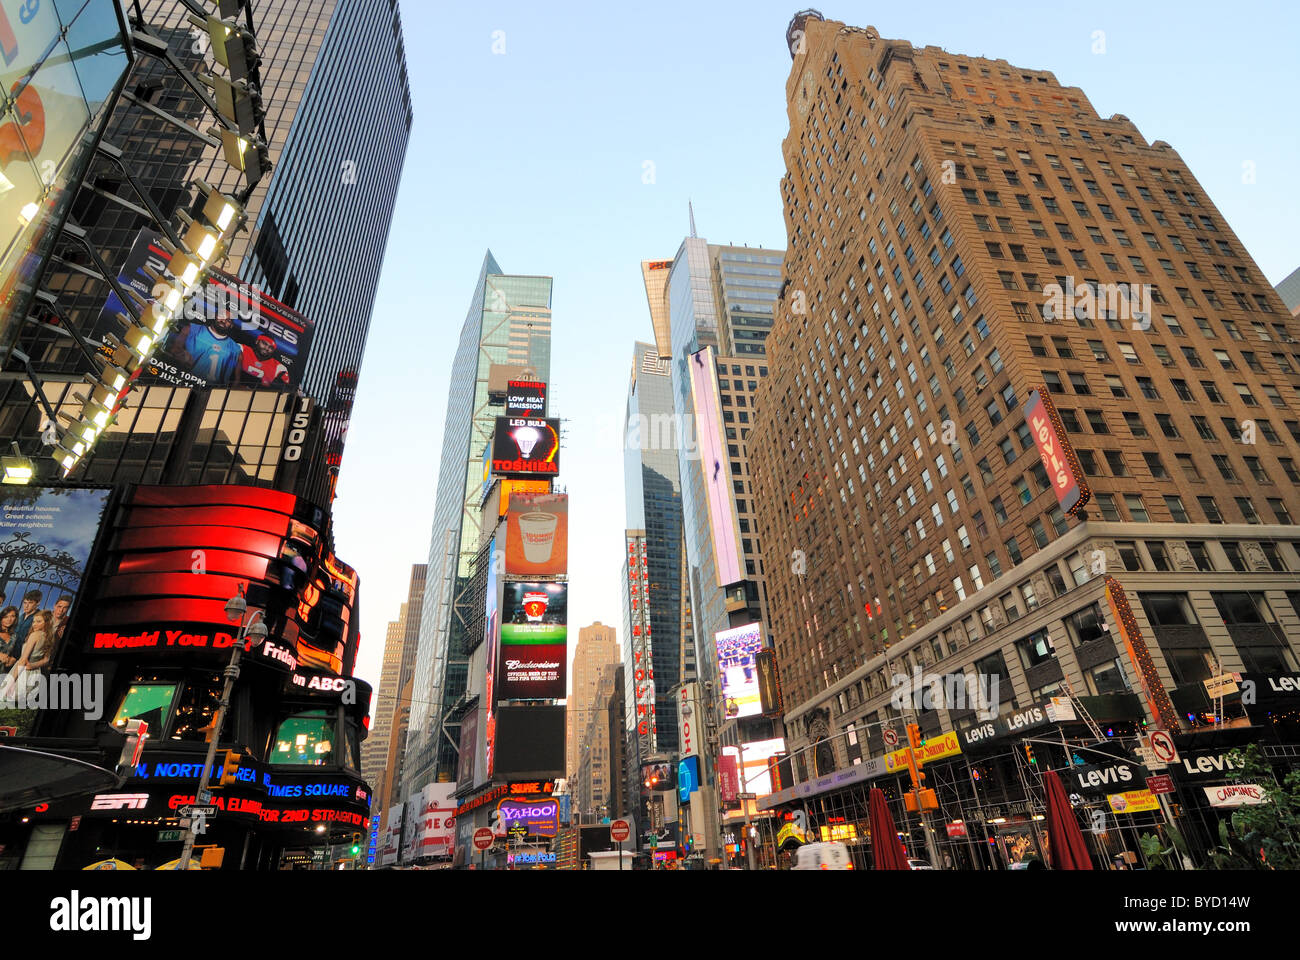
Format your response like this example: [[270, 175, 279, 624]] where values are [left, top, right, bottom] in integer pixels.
[[519, 511, 558, 564], [522, 591, 549, 622]]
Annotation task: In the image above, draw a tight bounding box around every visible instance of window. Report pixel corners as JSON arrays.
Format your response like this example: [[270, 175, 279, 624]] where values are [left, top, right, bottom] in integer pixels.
[[1017, 629, 1056, 670], [1198, 496, 1223, 523], [1164, 495, 1189, 523], [1124, 494, 1149, 522], [272, 709, 335, 765], [111, 682, 178, 734], [1147, 542, 1171, 571], [1139, 592, 1198, 626], [1095, 493, 1120, 521], [1116, 540, 1143, 571], [1145, 452, 1169, 479], [1104, 450, 1129, 476], [1186, 541, 1213, 571], [1157, 414, 1180, 438]]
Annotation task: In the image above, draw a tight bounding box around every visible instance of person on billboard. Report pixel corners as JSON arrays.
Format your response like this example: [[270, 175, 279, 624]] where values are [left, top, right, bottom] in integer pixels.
[[50, 595, 72, 644], [0, 606, 19, 669], [1, 610, 53, 704], [240, 335, 291, 387], [175, 314, 244, 384], [9, 590, 42, 652]]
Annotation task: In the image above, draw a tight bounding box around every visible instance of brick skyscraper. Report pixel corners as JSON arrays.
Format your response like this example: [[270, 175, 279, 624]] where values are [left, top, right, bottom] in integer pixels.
[[752, 15, 1300, 777]]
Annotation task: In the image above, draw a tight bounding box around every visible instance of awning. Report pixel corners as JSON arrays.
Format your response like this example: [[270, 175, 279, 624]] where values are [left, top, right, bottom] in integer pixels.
[[0, 744, 121, 813]]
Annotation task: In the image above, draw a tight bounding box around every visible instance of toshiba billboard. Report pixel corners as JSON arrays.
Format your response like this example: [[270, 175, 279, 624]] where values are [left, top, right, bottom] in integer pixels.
[[1024, 388, 1091, 516]]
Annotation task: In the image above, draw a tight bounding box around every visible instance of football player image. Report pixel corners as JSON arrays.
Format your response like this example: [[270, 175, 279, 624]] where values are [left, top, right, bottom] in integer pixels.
[[241, 335, 291, 387]]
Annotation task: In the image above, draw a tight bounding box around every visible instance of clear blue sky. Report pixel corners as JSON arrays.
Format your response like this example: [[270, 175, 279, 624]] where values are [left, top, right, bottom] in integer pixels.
[[333, 0, 1300, 698]]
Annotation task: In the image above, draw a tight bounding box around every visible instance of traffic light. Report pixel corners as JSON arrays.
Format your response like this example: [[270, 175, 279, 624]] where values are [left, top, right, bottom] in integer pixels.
[[1023, 743, 1037, 767], [350, 833, 362, 857], [906, 723, 924, 750], [219, 750, 242, 786]]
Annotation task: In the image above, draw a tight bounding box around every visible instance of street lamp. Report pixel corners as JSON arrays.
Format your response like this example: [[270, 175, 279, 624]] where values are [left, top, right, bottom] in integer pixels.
[[177, 587, 266, 870]]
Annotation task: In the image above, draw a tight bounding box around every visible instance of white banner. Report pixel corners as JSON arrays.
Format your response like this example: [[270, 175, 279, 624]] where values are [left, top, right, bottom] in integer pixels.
[[1203, 784, 1269, 808]]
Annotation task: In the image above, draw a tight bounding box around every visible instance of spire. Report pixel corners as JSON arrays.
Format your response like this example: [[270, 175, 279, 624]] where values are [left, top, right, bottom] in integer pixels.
[[688, 200, 697, 239]]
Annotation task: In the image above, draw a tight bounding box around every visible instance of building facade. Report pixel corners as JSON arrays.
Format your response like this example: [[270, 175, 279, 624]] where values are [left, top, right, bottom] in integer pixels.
[[567, 622, 619, 782], [748, 14, 1300, 868], [404, 255, 553, 795]]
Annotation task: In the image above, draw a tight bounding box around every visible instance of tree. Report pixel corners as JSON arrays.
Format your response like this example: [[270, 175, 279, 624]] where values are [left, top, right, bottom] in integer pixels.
[[1212, 743, 1300, 870]]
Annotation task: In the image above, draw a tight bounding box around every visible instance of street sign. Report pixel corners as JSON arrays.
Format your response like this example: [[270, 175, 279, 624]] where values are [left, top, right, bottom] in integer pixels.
[[883, 728, 898, 748], [158, 830, 183, 842], [1146, 775, 1176, 796], [1134, 746, 1166, 770], [473, 828, 494, 851], [1149, 730, 1177, 765], [197, 789, 212, 804], [610, 819, 631, 843], [177, 805, 217, 818]]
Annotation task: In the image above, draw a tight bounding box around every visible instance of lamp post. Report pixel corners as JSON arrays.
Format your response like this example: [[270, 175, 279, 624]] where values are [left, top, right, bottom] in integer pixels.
[[177, 588, 266, 871]]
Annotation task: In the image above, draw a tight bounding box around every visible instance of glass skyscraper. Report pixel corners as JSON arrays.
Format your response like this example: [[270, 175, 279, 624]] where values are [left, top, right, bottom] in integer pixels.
[[1, 0, 411, 506], [403, 253, 553, 795]]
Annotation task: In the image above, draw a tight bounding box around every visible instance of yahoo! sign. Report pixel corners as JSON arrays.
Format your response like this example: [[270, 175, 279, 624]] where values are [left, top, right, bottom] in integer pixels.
[[494, 799, 560, 838]]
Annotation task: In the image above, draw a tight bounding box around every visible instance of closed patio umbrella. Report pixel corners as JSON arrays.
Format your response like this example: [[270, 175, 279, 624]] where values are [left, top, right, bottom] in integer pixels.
[[1043, 769, 1093, 870], [868, 787, 910, 870]]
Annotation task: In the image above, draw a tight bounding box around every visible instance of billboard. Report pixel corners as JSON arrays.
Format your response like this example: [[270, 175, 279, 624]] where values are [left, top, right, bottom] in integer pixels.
[[504, 380, 547, 417], [757, 648, 784, 717], [504, 492, 568, 577], [627, 535, 656, 755], [490, 797, 561, 839], [91, 228, 315, 391], [381, 804, 402, 866], [417, 783, 457, 857], [493, 705, 565, 779], [458, 702, 479, 789], [642, 762, 674, 792], [490, 417, 560, 478], [678, 756, 701, 804], [715, 623, 764, 720], [1024, 388, 1091, 516], [689, 346, 743, 586], [0, 487, 111, 715], [498, 643, 567, 701], [501, 581, 567, 645], [401, 800, 422, 864], [723, 738, 787, 811], [484, 533, 501, 777]]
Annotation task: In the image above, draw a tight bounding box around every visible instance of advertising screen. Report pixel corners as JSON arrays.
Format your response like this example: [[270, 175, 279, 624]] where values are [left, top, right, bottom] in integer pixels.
[[642, 762, 674, 793], [504, 492, 568, 577], [490, 417, 560, 479], [715, 623, 764, 719], [90, 228, 315, 391], [504, 380, 547, 417], [417, 783, 457, 857], [501, 581, 567, 645], [722, 738, 787, 810], [498, 643, 566, 701], [690, 346, 743, 586], [381, 804, 402, 866], [0, 487, 111, 721], [678, 756, 701, 804], [483, 532, 501, 777], [493, 705, 565, 779]]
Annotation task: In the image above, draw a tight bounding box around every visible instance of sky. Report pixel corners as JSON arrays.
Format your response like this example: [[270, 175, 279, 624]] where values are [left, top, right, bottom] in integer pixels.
[[331, 0, 1300, 703]]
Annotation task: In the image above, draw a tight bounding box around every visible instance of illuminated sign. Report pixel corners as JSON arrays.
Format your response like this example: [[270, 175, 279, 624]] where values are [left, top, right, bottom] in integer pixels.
[[89, 794, 149, 811], [885, 730, 964, 772], [491, 417, 561, 478], [499, 643, 566, 700], [1105, 577, 1181, 730], [504, 492, 568, 577], [508, 851, 557, 865], [690, 346, 744, 585], [500, 581, 567, 646], [716, 623, 764, 719], [722, 738, 786, 807], [1024, 388, 1090, 516], [646, 260, 672, 271], [504, 380, 547, 417], [493, 799, 560, 838], [678, 756, 700, 804], [756, 649, 784, 717], [819, 823, 858, 842], [91, 628, 242, 651], [628, 535, 656, 754], [678, 683, 699, 757]]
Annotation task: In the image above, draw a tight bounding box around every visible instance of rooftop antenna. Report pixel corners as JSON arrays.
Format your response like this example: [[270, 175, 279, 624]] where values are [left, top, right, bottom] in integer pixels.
[[689, 200, 697, 239]]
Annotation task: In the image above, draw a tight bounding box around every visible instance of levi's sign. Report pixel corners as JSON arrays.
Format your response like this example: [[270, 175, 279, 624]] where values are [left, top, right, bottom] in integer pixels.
[[959, 701, 1053, 747], [1068, 759, 1145, 797], [1175, 749, 1245, 781], [1024, 389, 1086, 515]]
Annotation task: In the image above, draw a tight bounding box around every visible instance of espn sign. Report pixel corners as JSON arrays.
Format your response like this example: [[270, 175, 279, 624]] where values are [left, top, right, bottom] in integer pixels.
[[90, 793, 150, 811], [1024, 388, 1090, 516]]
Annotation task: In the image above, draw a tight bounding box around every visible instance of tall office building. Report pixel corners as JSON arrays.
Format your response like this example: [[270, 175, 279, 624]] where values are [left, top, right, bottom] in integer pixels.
[[753, 16, 1300, 784], [2, 0, 411, 507], [575, 663, 625, 821], [404, 253, 553, 795], [361, 601, 409, 803], [568, 623, 620, 781], [621, 340, 684, 762]]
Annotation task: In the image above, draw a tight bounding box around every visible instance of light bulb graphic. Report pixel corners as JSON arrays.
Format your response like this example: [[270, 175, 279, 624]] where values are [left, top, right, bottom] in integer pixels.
[[513, 425, 542, 458]]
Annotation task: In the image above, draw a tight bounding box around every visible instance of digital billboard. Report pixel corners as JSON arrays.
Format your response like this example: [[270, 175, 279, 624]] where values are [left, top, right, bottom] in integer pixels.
[[501, 581, 567, 645], [483, 533, 501, 777], [504, 380, 547, 417], [678, 756, 701, 804], [490, 417, 560, 478], [715, 623, 764, 719], [0, 487, 111, 720], [722, 738, 787, 811], [493, 705, 565, 779], [642, 762, 674, 792], [90, 228, 315, 391], [498, 643, 566, 701], [689, 346, 743, 586], [504, 492, 568, 577]]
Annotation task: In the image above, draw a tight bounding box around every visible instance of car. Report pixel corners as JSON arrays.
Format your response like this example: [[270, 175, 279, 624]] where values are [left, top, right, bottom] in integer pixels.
[[907, 858, 934, 870], [792, 841, 854, 870]]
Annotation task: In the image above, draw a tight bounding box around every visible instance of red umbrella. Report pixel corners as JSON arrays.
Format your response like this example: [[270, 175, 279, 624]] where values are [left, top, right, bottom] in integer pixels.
[[868, 787, 910, 870], [1043, 769, 1094, 870]]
